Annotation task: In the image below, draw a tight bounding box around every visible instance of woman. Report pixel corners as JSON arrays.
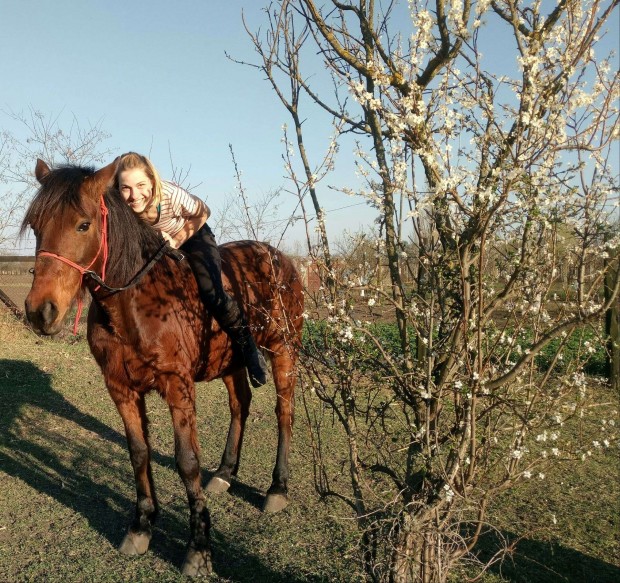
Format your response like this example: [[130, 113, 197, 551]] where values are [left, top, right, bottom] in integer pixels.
[[114, 152, 267, 388]]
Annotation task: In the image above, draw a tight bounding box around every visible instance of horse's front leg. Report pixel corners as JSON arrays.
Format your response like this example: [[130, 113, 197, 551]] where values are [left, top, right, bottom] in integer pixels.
[[168, 380, 212, 577], [113, 389, 158, 556]]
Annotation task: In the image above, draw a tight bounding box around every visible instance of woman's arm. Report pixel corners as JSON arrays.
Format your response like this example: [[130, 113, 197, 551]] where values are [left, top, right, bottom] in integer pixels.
[[169, 200, 210, 248]]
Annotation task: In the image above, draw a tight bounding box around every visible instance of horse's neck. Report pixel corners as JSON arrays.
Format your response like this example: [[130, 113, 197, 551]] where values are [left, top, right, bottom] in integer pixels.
[[88, 260, 211, 376], [104, 237, 155, 288]]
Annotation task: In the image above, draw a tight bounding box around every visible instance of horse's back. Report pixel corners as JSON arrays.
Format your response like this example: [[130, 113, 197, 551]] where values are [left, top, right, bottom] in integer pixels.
[[88, 240, 303, 385], [219, 241, 304, 350]]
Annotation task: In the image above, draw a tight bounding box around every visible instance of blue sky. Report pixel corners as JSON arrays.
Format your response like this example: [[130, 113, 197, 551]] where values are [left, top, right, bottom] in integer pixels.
[[1, 1, 618, 252], [0, 1, 286, 184], [1, 0, 349, 250]]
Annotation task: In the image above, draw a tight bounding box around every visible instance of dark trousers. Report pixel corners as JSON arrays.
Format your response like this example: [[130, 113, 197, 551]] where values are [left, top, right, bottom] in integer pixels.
[[180, 223, 244, 331]]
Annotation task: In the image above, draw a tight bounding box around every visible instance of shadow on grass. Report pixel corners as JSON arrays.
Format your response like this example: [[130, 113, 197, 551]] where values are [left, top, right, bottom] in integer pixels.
[[201, 467, 267, 512], [0, 360, 155, 550], [0, 358, 314, 582], [475, 528, 620, 583]]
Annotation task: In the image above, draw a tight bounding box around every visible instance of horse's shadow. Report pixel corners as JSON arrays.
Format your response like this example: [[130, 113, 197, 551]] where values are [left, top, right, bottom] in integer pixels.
[[0, 358, 181, 560], [0, 358, 299, 581]]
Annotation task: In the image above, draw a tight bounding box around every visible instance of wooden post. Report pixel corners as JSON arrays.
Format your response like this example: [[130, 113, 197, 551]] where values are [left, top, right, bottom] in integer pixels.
[[604, 235, 619, 392], [0, 286, 24, 320]]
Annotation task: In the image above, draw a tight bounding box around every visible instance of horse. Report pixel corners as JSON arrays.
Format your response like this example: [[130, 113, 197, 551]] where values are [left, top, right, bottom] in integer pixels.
[[21, 159, 304, 576]]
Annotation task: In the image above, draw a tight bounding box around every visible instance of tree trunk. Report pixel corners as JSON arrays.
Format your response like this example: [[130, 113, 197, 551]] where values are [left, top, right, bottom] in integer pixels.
[[389, 516, 445, 583]]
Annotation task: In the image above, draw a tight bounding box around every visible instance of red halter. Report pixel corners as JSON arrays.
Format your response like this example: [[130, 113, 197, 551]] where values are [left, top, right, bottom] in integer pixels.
[[37, 196, 109, 334]]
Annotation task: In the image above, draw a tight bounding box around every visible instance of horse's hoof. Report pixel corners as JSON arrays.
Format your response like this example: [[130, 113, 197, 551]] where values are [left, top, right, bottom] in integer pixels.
[[118, 531, 151, 556], [263, 493, 288, 513], [182, 549, 213, 577], [205, 476, 231, 493]]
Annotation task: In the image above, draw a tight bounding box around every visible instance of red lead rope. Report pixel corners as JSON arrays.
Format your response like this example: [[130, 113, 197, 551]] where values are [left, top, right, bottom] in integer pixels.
[[37, 197, 109, 334]]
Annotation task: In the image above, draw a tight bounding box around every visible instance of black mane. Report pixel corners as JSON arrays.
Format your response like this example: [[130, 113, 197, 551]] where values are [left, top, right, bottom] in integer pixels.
[[103, 187, 164, 285], [22, 164, 164, 286], [21, 165, 95, 233]]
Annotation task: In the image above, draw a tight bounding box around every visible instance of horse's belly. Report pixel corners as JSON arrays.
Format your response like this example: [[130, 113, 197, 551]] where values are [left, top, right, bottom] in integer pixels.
[[89, 326, 201, 398]]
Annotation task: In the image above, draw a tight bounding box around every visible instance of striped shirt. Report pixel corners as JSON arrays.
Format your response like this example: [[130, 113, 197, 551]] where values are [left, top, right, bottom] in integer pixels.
[[151, 181, 207, 238]]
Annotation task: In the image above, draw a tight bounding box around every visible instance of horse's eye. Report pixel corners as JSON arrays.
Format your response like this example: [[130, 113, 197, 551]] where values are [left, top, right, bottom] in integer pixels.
[[77, 221, 91, 232]]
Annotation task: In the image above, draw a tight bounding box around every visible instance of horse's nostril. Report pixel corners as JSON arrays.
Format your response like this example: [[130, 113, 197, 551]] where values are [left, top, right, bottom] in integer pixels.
[[27, 300, 58, 329], [41, 301, 58, 326]]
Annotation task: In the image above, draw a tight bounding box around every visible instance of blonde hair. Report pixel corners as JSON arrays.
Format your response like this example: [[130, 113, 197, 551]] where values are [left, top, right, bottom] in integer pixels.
[[114, 152, 163, 219]]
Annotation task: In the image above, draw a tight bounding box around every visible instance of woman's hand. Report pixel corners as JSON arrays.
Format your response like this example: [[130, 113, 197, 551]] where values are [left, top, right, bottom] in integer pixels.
[[161, 231, 178, 248]]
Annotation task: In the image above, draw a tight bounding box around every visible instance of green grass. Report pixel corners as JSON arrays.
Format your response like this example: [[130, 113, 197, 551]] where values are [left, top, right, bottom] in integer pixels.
[[304, 319, 610, 376], [0, 313, 357, 582], [1, 311, 618, 582], [460, 441, 620, 583], [532, 326, 608, 376]]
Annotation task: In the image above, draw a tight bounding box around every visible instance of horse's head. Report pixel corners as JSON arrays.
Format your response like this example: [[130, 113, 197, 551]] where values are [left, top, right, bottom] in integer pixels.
[[23, 159, 118, 335]]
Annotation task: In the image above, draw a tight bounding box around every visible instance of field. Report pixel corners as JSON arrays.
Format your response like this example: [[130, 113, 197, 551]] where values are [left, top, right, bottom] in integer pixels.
[[0, 309, 618, 582], [0, 276, 33, 316]]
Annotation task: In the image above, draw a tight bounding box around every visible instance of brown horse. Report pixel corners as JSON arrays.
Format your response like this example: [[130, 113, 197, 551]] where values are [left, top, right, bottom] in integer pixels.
[[21, 159, 304, 576]]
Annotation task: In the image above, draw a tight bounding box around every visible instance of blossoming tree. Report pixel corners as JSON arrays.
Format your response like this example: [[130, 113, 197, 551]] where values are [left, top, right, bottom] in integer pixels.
[[247, 1, 619, 581]]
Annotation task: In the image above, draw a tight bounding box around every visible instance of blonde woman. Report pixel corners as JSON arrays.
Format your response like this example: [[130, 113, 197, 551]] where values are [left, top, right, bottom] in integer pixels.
[[114, 152, 267, 387]]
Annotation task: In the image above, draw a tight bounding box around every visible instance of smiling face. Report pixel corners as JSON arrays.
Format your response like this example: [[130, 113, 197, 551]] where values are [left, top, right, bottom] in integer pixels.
[[118, 168, 154, 214]]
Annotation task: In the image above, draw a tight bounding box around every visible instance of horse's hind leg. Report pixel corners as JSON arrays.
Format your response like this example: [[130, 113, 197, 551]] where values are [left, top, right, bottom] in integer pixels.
[[264, 351, 297, 513], [168, 380, 212, 576], [113, 390, 157, 556], [206, 370, 251, 493]]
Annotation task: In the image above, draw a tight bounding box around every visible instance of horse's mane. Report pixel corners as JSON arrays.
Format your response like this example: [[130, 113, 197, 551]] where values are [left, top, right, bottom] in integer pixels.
[[21, 166, 94, 233], [103, 187, 164, 285], [21, 164, 164, 285]]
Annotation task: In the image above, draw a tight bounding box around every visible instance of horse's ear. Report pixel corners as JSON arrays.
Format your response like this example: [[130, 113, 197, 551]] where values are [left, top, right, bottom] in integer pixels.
[[90, 157, 120, 191], [35, 159, 51, 183]]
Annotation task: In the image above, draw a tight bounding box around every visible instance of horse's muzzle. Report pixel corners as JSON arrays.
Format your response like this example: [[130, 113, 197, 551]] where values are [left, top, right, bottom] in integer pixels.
[[25, 298, 62, 335]]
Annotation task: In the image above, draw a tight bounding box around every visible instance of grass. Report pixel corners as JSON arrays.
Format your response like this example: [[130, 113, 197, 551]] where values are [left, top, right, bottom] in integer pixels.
[[464, 446, 620, 583], [302, 320, 610, 378], [0, 312, 356, 582], [1, 310, 618, 582]]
